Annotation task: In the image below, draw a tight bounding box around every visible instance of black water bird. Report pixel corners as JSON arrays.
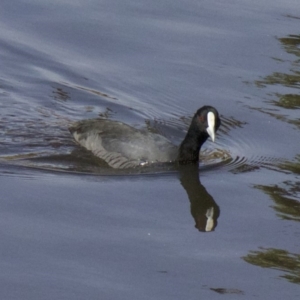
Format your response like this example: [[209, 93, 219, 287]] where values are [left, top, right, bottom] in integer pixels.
[[69, 106, 221, 169]]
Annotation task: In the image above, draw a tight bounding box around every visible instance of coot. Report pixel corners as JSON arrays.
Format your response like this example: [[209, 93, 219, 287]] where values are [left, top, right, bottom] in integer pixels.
[[69, 106, 221, 169]]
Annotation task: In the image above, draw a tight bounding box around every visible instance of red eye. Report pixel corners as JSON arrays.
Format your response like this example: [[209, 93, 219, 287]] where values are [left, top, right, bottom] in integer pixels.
[[198, 115, 205, 122]]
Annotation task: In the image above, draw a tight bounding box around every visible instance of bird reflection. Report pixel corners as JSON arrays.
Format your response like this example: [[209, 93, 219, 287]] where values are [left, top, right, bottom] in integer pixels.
[[178, 164, 220, 232]]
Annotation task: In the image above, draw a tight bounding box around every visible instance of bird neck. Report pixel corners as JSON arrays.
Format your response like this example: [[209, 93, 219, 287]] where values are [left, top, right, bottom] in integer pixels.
[[177, 127, 207, 164]]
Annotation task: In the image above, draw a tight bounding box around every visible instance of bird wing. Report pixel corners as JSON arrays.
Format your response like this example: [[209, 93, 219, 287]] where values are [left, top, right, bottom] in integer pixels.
[[69, 120, 143, 169]]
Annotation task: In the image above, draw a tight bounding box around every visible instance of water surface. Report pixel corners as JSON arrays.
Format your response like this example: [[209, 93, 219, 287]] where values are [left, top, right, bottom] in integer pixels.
[[0, 0, 300, 299]]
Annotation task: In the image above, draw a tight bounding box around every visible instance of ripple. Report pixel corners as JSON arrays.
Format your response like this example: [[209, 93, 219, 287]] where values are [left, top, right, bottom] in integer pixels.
[[0, 145, 283, 177], [0, 110, 284, 177], [209, 115, 285, 174]]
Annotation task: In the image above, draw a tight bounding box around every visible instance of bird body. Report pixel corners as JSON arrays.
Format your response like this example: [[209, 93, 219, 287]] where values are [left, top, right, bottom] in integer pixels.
[[69, 106, 221, 169]]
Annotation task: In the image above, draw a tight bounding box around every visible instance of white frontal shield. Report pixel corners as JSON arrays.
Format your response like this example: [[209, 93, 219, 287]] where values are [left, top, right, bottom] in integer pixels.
[[206, 111, 215, 142]]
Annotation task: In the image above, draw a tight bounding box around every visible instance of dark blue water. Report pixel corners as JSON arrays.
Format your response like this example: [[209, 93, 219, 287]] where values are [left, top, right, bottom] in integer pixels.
[[0, 1, 300, 299]]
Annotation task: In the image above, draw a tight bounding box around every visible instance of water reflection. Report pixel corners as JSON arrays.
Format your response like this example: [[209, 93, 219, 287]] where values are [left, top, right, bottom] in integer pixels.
[[28, 155, 222, 232], [256, 71, 300, 89], [52, 82, 118, 101], [256, 34, 300, 89], [243, 248, 300, 284], [279, 35, 300, 59], [2, 152, 221, 232], [248, 30, 300, 234], [179, 164, 220, 232], [254, 34, 300, 128], [53, 87, 70, 101], [255, 182, 300, 222], [271, 93, 300, 110], [255, 153, 300, 222], [279, 154, 300, 175], [247, 153, 300, 284]]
